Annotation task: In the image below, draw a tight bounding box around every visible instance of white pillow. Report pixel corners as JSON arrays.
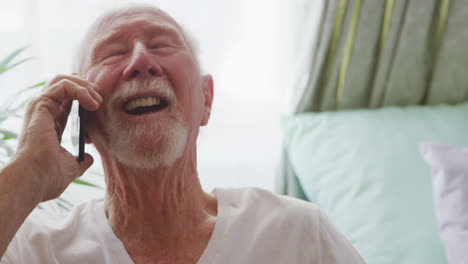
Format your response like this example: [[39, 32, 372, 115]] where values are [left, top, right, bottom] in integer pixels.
[[420, 142, 468, 264]]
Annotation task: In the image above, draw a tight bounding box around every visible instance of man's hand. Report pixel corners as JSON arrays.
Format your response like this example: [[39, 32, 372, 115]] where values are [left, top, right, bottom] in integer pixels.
[[12, 74, 102, 202]]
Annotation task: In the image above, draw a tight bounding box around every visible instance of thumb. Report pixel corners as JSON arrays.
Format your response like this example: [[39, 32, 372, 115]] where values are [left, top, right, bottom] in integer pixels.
[[77, 153, 94, 177]]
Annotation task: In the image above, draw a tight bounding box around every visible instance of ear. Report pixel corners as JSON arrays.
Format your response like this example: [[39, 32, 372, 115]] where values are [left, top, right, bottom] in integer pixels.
[[200, 74, 214, 126]]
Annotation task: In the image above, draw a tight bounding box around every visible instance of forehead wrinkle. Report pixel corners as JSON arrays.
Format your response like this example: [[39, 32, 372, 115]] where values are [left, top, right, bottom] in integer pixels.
[[91, 20, 184, 55], [92, 30, 123, 50], [95, 8, 183, 41], [78, 6, 199, 73]]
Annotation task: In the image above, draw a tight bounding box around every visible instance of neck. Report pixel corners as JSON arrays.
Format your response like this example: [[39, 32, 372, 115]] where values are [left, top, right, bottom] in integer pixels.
[[100, 144, 217, 262]]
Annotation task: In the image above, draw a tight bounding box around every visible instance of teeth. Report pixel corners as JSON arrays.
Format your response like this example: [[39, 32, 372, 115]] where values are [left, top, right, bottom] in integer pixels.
[[124, 96, 162, 111]]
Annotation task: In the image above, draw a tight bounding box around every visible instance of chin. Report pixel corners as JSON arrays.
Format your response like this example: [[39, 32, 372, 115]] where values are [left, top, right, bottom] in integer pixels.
[[105, 119, 189, 169]]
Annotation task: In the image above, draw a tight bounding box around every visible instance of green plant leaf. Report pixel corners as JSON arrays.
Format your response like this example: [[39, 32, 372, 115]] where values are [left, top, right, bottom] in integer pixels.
[[9, 99, 32, 113], [0, 47, 27, 69], [57, 197, 73, 207], [0, 129, 18, 140], [0, 82, 42, 113], [29, 81, 45, 88], [85, 169, 105, 178], [0, 47, 102, 213], [56, 198, 73, 212], [72, 178, 101, 188], [56, 197, 74, 210], [0, 110, 21, 122], [0, 57, 36, 75], [0, 141, 14, 156]]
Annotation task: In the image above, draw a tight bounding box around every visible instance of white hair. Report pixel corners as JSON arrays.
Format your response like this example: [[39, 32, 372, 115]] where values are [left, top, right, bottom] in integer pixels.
[[72, 3, 202, 74]]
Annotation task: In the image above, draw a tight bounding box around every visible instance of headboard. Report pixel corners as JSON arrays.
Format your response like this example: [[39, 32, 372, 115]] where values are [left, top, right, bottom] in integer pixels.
[[278, 0, 468, 198]]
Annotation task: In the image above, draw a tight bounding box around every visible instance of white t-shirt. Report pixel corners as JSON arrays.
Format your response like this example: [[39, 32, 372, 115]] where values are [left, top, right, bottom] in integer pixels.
[[1, 187, 365, 264]]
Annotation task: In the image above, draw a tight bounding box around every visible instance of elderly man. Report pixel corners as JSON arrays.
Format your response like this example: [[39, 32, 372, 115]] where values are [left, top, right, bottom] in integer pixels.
[[0, 4, 365, 264]]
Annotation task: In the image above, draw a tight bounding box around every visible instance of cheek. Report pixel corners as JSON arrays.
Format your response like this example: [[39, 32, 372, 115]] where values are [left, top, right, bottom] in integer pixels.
[[164, 55, 203, 107], [179, 89, 205, 128], [86, 65, 123, 98], [85, 66, 122, 144], [164, 52, 200, 88], [86, 111, 102, 145]]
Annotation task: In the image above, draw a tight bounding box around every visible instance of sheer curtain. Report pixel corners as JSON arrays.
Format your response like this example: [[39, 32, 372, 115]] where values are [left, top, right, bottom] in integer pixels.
[[0, 0, 303, 205]]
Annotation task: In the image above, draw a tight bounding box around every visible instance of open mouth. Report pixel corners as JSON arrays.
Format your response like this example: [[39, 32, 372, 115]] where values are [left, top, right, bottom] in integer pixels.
[[123, 96, 169, 115]]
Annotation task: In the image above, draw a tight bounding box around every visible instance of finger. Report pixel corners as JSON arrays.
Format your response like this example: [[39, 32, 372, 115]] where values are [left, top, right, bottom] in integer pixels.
[[19, 97, 43, 142], [60, 149, 94, 181], [65, 74, 102, 104], [43, 79, 100, 111], [57, 99, 73, 131], [22, 98, 37, 128], [47, 74, 103, 104], [77, 153, 94, 177], [55, 121, 63, 142]]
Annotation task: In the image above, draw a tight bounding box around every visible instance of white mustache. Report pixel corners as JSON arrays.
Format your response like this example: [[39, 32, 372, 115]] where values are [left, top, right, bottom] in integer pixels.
[[110, 77, 177, 106]]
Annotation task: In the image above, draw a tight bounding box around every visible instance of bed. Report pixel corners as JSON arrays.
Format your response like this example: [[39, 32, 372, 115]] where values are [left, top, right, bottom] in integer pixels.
[[277, 0, 468, 263]]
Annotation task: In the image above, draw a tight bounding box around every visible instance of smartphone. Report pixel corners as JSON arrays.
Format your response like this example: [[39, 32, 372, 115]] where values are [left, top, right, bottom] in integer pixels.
[[71, 101, 87, 162]]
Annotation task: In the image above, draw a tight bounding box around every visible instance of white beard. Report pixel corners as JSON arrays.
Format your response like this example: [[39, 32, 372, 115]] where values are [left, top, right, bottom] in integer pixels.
[[101, 78, 188, 169]]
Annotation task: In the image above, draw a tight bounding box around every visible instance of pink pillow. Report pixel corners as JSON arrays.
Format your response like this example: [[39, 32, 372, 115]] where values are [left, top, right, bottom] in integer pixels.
[[420, 142, 468, 264]]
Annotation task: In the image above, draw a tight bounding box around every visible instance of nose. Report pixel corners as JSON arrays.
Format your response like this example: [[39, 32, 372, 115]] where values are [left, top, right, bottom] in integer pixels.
[[122, 42, 163, 81]]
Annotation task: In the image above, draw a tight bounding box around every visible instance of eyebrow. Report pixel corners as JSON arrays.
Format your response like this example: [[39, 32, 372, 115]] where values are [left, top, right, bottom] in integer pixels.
[[90, 23, 182, 60]]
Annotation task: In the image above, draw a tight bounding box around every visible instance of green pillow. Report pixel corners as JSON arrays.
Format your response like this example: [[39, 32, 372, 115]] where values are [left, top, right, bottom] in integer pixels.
[[282, 103, 468, 264]]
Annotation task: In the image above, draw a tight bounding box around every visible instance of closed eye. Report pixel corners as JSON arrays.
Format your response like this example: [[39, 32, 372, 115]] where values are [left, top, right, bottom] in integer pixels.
[[105, 51, 127, 59], [150, 44, 171, 50]]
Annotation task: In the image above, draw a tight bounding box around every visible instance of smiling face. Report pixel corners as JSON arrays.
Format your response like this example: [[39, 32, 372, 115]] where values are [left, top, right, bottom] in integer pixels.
[[80, 7, 213, 169]]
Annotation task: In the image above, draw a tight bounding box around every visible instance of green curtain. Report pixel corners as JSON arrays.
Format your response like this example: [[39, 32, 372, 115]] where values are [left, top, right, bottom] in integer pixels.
[[294, 0, 465, 114]]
